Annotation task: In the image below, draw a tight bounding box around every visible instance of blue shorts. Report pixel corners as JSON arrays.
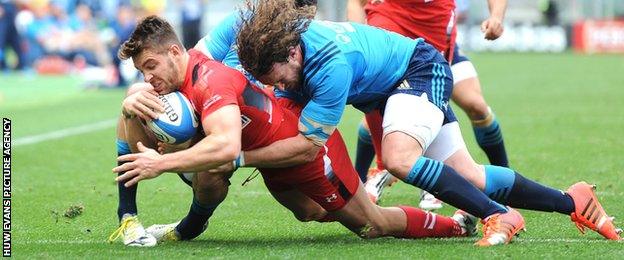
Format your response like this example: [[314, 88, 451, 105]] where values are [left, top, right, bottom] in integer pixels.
[[451, 44, 470, 65], [389, 42, 457, 124]]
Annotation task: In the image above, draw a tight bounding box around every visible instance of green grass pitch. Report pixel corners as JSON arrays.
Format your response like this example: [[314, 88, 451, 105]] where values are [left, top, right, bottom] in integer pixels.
[[4, 52, 624, 258]]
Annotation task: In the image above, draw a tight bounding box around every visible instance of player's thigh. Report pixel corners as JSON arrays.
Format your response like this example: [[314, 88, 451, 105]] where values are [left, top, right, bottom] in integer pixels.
[[382, 93, 443, 176], [269, 189, 327, 222]]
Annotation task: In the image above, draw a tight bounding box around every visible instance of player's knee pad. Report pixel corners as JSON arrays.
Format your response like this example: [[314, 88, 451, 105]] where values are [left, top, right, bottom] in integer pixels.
[[383, 93, 443, 151], [424, 122, 467, 162], [451, 60, 478, 85]]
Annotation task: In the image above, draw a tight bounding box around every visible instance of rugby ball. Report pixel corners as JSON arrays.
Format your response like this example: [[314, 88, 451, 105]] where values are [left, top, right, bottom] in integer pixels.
[[146, 92, 198, 144]]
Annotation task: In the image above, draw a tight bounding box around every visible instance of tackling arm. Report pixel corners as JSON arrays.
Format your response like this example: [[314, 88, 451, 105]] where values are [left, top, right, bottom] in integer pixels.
[[242, 133, 321, 168]]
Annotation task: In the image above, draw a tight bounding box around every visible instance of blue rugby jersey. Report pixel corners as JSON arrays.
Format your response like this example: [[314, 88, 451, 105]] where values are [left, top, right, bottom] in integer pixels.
[[277, 20, 422, 145], [194, 12, 263, 85]]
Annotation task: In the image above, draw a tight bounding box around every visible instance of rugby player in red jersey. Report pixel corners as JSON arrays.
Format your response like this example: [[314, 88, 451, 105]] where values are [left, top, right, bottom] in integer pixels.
[[111, 15, 477, 244]]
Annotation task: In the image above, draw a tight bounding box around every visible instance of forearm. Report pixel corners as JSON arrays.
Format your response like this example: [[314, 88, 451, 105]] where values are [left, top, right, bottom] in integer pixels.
[[487, 0, 507, 20], [346, 0, 367, 24], [159, 135, 239, 173], [244, 134, 321, 168]]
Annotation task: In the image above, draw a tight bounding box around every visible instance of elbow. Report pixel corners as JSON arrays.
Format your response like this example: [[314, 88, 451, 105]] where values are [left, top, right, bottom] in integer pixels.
[[222, 148, 239, 163], [300, 145, 321, 163], [216, 136, 240, 163]]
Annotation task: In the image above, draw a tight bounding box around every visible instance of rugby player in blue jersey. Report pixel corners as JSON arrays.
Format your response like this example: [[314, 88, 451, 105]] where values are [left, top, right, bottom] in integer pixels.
[[233, 0, 621, 245]]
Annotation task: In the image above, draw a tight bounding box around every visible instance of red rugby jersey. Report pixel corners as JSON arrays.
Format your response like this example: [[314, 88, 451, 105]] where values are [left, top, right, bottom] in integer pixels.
[[179, 49, 297, 150]]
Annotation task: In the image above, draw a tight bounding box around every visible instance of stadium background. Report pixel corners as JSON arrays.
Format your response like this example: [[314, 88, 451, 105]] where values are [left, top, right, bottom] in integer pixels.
[[3, 0, 623, 258]]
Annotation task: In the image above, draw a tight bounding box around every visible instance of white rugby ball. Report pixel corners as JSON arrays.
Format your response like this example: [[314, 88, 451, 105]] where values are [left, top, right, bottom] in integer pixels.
[[146, 92, 198, 144]]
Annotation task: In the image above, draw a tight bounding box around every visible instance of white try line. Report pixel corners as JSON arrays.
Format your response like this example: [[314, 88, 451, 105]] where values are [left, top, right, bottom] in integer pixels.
[[13, 119, 117, 146], [18, 237, 619, 245]]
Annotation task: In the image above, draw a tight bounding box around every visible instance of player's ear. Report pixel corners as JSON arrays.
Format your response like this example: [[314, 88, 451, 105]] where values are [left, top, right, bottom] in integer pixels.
[[288, 46, 298, 59], [169, 44, 183, 57], [288, 45, 302, 63]]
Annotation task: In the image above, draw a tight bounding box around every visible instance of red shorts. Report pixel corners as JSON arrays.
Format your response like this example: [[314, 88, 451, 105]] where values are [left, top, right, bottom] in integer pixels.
[[365, 0, 457, 62], [258, 98, 360, 212]]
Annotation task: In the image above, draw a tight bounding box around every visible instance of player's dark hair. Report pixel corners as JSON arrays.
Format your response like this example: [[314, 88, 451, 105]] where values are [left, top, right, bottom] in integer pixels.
[[295, 0, 317, 7], [118, 15, 183, 60], [237, 0, 315, 77]]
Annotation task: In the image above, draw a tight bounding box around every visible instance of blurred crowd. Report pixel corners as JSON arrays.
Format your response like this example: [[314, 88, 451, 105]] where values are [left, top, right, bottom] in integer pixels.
[[0, 0, 204, 87]]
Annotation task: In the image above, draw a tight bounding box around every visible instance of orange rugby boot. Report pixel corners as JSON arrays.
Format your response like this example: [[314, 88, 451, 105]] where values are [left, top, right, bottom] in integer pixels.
[[475, 207, 525, 247], [567, 181, 622, 240]]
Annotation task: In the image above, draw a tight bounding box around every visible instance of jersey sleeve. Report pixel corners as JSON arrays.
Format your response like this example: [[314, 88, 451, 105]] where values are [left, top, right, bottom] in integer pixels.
[[299, 61, 352, 146], [194, 12, 239, 62], [196, 67, 245, 121]]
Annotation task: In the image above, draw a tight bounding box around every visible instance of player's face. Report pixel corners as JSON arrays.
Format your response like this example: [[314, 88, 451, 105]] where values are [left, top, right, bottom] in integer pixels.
[[258, 46, 303, 91], [134, 48, 182, 95]]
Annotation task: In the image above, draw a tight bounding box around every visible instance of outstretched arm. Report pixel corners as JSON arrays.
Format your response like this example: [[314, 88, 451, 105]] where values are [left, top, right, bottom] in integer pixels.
[[114, 105, 242, 186]]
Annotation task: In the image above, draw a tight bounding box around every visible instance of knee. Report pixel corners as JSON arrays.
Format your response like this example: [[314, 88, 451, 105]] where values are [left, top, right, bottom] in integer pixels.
[[126, 82, 153, 96], [355, 223, 385, 239], [383, 156, 415, 179], [193, 172, 233, 201], [463, 100, 490, 120], [292, 207, 327, 222], [194, 172, 232, 190]]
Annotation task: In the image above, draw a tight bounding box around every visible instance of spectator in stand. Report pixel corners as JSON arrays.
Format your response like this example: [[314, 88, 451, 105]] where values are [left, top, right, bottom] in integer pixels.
[[109, 4, 137, 86], [0, 0, 25, 70], [179, 0, 205, 50]]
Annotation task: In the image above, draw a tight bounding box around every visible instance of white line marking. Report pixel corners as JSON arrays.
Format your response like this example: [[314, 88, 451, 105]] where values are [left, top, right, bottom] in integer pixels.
[[443, 237, 617, 243], [18, 237, 618, 245], [13, 119, 117, 146]]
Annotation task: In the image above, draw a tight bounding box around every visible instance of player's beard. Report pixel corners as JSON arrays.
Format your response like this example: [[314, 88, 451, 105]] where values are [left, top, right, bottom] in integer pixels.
[[284, 62, 303, 91], [165, 57, 180, 92]]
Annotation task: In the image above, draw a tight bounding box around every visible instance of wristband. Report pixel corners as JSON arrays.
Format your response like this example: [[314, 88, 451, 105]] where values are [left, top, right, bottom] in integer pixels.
[[232, 151, 245, 169]]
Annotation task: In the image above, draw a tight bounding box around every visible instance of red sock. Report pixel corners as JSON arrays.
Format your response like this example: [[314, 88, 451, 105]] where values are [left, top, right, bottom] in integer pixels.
[[398, 206, 463, 238], [365, 110, 385, 170]]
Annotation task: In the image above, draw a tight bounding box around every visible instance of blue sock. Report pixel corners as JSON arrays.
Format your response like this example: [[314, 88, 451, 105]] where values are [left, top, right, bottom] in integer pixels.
[[175, 196, 219, 240], [354, 123, 375, 182], [473, 116, 509, 167], [484, 165, 575, 214], [404, 157, 507, 219], [116, 139, 138, 221]]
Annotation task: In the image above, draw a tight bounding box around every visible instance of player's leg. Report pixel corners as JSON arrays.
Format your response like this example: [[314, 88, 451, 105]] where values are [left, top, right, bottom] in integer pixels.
[[146, 170, 232, 242], [354, 118, 375, 182], [361, 110, 397, 204], [450, 48, 508, 167], [433, 123, 621, 240], [328, 181, 472, 239], [284, 130, 473, 239], [178, 171, 231, 240], [269, 189, 331, 222], [109, 83, 159, 246], [266, 173, 473, 239], [381, 46, 525, 246]]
